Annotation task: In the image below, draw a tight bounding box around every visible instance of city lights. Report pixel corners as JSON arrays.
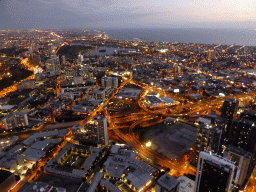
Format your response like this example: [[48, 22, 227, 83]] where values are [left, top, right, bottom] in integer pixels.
[[145, 141, 152, 147], [0, 29, 256, 192]]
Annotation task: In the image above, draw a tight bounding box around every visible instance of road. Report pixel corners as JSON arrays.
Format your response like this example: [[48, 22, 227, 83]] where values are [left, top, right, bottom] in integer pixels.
[[0, 58, 42, 97], [100, 75, 256, 180], [4, 57, 256, 191]]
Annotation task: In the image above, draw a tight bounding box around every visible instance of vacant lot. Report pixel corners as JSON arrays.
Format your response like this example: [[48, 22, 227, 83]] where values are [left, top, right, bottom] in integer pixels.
[[143, 122, 197, 159]]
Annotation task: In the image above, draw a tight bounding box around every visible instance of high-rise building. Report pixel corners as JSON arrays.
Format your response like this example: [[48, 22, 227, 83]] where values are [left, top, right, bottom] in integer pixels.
[[221, 98, 239, 142], [101, 76, 118, 88], [240, 110, 256, 122], [60, 55, 65, 65], [45, 75, 58, 89], [0, 170, 17, 192], [194, 151, 236, 192], [223, 145, 252, 189], [208, 50, 216, 61], [229, 118, 256, 156], [89, 87, 106, 101], [78, 54, 84, 63], [45, 54, 61, 75], [193, 124, 222, 165], [28, 53, 41, 66], [86, 116, 108, 145]]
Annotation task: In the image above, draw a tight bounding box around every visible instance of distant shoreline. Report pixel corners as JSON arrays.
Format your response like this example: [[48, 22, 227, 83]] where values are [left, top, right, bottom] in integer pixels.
[[95, 28, 256, 46]]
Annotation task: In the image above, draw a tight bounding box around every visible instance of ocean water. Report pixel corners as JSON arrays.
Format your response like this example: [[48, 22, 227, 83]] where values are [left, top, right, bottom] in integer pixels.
[[101, 28, 256, 46]]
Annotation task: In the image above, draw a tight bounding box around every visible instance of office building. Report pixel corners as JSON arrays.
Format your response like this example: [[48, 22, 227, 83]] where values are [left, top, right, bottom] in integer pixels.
[[78, 54, 84, 63], [17, 79, 36, 90], [221, 98, 239, 142], [45, 54, 61, 74], [194, 124, 222, 164], [45, 75, 58, 89], [240, 110, 256, 122], [86, 116, 108, 145], [101, 76, 118, 88], [208, 50, 216, 61], [224, 146, 252, 189], [229, 118, 256, 155], [194, 151, 236, 192], [28, 53, 41, 66], [89, 87, 107, 101], [35, 72, 44, 82], [0, 170, 16, 192], [60, 55, 65, 65]]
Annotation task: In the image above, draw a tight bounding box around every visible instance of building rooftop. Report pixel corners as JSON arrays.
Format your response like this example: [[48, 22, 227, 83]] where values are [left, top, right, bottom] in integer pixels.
[[22, 148, 46, 162], [18, 181, 66, 192], [100, 179, 122, 192], [225, 98, 239, 103], [45, 143, 100, 179], [30, 139, 52, 150], [157, 174, 179, 191], [86, 172, 103, 192], [0, 105, 15, 110], [104, 145, 156, 190], [22, 130, 69, 146], [225, 145, 252, 158], [195, 117, 211, 126], [177, 176, 195, 192], [0, 170, 13, 184], [127, 171, 152, 190]]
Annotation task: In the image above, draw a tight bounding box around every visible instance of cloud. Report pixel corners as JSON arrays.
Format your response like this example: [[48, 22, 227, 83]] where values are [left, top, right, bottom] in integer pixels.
[[1, 0, 256, 29]]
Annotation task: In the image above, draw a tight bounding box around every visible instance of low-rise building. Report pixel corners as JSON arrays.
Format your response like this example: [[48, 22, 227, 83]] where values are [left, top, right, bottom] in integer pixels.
[[155, 173, 179, 192], [18, 181, 66, 192], [86, 172, 103, 192], [2, 111, 29, 130], [103, 144, 156, 191], [45, 143, 101, 179], [177, 175, 195, 192], [115, 88, 141, 100]]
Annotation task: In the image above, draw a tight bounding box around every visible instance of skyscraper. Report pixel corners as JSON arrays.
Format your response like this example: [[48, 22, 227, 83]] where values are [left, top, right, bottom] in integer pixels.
[[208, 49, 216, 61], [194, 124, 222, 164], [60, 55, 66, 65], [221, 98, 239, 143], [86, 116, 108, 146], [223, 145, 252, 189], [229, 118, 256, 156], [240, 110, 256, 122], [45, 54, 61, 75], [78, 54, 84, 63], [194, 151, 236, 192]]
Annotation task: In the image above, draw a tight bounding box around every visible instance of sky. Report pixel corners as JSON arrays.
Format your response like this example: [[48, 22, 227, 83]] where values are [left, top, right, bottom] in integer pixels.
[[1, 0, 256, 30]]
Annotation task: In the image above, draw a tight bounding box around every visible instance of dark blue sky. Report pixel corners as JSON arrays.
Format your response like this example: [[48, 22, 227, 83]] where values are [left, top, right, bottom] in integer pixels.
[[1, 0, 256, 30]]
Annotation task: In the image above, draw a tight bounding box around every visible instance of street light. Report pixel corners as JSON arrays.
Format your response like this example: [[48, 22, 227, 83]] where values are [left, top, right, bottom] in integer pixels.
[[145, 141, 152, 147]]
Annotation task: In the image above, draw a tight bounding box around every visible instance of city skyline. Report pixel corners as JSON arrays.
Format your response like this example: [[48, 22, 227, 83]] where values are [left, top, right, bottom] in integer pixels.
[[1, 0, 256, 30], [1, 28, 256, 191]]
